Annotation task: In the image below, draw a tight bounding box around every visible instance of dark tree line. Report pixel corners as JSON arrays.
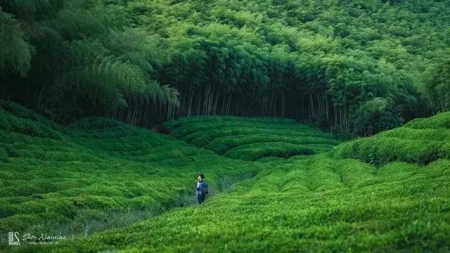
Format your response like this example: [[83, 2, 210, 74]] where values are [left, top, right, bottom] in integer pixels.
[[1, 0, 449, 136]]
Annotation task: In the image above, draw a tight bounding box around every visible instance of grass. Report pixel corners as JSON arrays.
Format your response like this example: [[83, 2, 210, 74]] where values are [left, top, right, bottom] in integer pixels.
[[1, 103, 449, 252]]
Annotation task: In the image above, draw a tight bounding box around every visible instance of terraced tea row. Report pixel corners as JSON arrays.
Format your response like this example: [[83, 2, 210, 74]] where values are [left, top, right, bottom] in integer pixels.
[[3, 103, 449, 252], [0, 104, 263, 249], [332, 112, 450, 165], [38, 113, 449, 252], [164, 116, 341, 160], [38, 154, 450, 252]]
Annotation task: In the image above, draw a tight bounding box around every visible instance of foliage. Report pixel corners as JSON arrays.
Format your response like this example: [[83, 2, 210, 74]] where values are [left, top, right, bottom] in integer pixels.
[[19, 155, 450, 252], [0, 11, 34, 76], [1, 0, 449, 135], [0, 102, 261, 245], [423, 59, 450, 112], [2, 101, 450, 252], [331, 111, 450, 165], [0, 0, 178, 125], [164, 116, 340, 160]]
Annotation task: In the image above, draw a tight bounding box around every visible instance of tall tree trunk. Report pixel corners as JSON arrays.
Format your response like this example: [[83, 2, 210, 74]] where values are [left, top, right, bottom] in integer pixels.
[[213, 92, 219, 115], [196, 89, 202, 115], [188, 89, 194, 117], [226, 93, 232, 115], [309, 93, 315, 119]]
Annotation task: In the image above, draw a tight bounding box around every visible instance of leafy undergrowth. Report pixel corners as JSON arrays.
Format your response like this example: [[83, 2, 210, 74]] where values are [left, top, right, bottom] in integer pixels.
[[23, 154, 450, 252], [164, 116, 341, 161], [331, 112, 450, 165], [0, 103, 264, 250]]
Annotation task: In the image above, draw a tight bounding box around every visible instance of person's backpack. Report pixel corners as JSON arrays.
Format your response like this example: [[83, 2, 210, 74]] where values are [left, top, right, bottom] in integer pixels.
[[201, 182, 209, 195]]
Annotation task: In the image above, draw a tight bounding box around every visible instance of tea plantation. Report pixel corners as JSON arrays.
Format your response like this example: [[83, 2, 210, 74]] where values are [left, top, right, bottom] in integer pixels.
[[1, 102, 449, 252], [0, 102, 269, 251], [331, 112, 450, 165], [164, 116, 341, 161]]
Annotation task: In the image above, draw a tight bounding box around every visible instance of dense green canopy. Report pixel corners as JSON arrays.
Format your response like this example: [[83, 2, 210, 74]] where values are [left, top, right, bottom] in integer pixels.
[[1, 0, 449, 135]]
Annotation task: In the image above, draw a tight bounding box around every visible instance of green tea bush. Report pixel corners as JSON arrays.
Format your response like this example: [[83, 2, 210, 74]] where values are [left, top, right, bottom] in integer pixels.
[[4, 104, 450, 252], [0, 214, 37, 235], [0, 104, 263, 237], [378, 128, 450, 141], [204, 135, 340, 155], [404, 112, 450, 129], [337, 159, 378, 189], [332, 137, 448, 165], [0, 147, 7, 161], [73, 195, 124, 210], [224, 143, 315, 161], [0, 101, 44, 123], [164, 116, 296, 134], [16, 201, 49, 214], [331, 112, 450, 166], [281, 169, 310, 193], [127, 196, 159, 210], [39, 155, 449, 252], [377, 162, 419, 181], [68, 117, 128, 131], [165, 116, 339, 160], [423, 159, 450, 178], [0, 204, 18, 218], [306, 155, 344, 191]]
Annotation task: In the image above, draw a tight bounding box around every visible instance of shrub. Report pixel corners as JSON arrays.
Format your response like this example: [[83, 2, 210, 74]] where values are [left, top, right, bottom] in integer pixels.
[[0, 147, 7, 161], [405, 112, 450, 129]]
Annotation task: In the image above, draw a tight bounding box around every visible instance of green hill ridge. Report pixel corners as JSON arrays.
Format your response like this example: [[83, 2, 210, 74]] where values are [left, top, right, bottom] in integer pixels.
[[164, 116, 341, 161], [331, 112, 450, 165]]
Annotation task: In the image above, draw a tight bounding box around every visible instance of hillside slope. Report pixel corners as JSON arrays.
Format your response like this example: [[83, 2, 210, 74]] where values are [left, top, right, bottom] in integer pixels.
[[26, 156, 449, 252], [331, 112, 450, 165], [164, 116, 341, 161], [0, 101, 342, 251], [0, 102, 264, 249], [14, 111, 450, 252]]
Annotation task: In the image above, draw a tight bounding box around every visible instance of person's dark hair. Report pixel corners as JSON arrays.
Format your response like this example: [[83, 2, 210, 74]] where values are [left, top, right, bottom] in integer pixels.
[[198, 174, 204, 179]]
